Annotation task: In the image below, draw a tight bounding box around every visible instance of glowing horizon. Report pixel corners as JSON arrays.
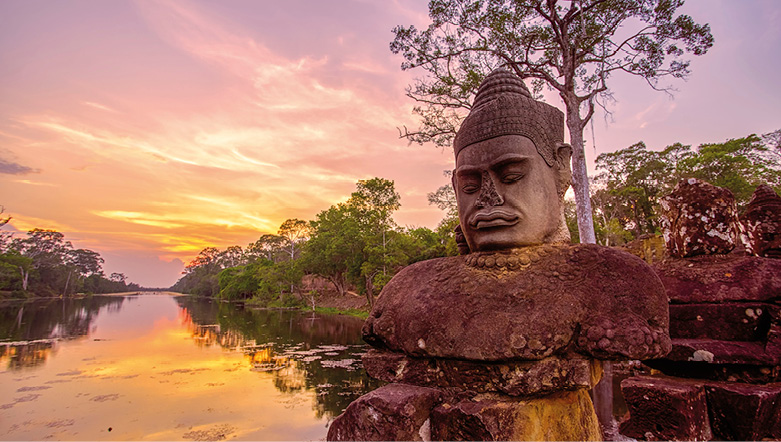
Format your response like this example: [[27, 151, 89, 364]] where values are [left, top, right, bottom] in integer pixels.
[[2, 0, 780, 287]]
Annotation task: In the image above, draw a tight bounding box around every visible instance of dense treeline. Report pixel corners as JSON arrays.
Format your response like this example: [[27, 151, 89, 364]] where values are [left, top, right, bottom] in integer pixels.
[[0, 219, 140, 297], [170, 178, 458, 308], [172, 131, 779, 307], [580, 131, 781, 246]]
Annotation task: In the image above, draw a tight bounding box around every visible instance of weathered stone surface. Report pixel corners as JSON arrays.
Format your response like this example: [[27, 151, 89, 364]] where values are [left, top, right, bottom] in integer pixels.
[[740, 184, 781, 258], [363, 243, 670, 362], [431, 390, 600, 441], [362, 349, 601, 397], [653, 254, 781, 303], [669, 303, 773, 341], [619, 376, 712, 441], [452, 69, 571, 253], [326, 383, 443, 441], [664, 338, 779, 365], [645, 336, 781, 382], [705, 381, 781, 441], [660, 178, 740, 258]]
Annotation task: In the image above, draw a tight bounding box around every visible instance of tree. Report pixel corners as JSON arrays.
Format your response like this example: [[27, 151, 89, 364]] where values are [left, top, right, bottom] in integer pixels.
[[427, 171, 458, 221], [762, 128, 781, 163], [594, 141, 690, 239], [0, 251, 32, 291], [0, 206, 12, 252], [175, 247, 224, 297], [302, 177, 404, 307], [350, 178, 401, 279], [277, 219, 310, 260], [348, 178, 402, 307], [218, 245, 245, 268], [184, 247, 222, 274], [391, 0, 713, 244], [427, 171, 460, 255], [301, 203, 362, 297], [69, 248, 104, 278], [11, 229, 73, 294], [109, 272, 127, 284], [680, 135, 781, 206], [246, 234, 286, 263]]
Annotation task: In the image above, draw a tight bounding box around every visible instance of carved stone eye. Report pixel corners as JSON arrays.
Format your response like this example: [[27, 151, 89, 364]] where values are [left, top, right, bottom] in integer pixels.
[[502, 173, 524, 183], [463, 184, 479, 194]]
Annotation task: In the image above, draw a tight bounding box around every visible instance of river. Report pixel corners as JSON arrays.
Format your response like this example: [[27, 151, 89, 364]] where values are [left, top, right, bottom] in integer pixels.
[[0, 293, 381, 440]]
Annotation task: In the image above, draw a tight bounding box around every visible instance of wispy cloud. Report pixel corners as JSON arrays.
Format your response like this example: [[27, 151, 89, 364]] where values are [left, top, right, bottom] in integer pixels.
[[12, 179, 55, 186], [82, 101, 118, 113], [0, 0, 440, 286]]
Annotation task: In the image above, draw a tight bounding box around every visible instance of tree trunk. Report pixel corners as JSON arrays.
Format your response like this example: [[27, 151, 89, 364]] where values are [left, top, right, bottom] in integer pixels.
[[63, 271, 72, 296], [564, 99, 597, 245], [328, 273, 347, 296], [364, 273, 377, 310], [19, 266, 29, 291]]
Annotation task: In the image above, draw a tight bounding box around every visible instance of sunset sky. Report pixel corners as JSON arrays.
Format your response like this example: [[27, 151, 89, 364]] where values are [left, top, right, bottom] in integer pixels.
[[2, 0, 780, 287]]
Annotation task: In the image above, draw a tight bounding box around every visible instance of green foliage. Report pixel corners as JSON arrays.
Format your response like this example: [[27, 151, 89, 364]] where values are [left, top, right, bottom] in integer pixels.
[[267, 293, 305, 309], [0, 226, 135, 296], [218, 260, 270, 301], [592, 132, 781, 245], [0, 252, 32, 291], [312, 307, 370, 320], [680, 135, 781, 207], [300, 203, 362, 297]]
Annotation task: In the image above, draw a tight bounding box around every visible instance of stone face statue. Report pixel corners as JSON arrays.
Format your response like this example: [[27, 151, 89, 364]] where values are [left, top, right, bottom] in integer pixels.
[[362, 70, 670, 363], [330, 69, 671, 441], [741, 184, 781, 258], [452, 69, 572, 251]]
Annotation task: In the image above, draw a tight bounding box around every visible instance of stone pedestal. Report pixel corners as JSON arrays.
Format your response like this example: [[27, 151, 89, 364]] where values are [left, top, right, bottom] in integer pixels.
[[619, 376, 712, 441], [432, 390, 601, 441], [326, 384, 442, 442]]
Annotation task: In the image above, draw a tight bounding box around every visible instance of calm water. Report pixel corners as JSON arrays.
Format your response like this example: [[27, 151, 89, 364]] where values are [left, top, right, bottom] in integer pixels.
[[0, 294, 380, 440]]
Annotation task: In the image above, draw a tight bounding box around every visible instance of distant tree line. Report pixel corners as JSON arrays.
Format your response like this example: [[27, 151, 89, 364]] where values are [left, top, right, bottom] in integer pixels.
[[170, 178, 459, 308], [0, 217, 140, 297]]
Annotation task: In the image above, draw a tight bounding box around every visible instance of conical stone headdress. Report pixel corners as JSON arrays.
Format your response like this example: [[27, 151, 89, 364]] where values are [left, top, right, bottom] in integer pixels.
[[744, 184, 781, 215], [453, 69, 565, 166]]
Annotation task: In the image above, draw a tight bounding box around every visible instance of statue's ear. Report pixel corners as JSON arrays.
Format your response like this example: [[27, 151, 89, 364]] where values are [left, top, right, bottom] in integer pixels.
[[451, 169, 458, 195], [555, 143, 572, 171]]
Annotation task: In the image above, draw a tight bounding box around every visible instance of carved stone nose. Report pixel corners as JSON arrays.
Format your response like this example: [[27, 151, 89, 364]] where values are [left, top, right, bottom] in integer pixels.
[[475, 170, 504, 208]]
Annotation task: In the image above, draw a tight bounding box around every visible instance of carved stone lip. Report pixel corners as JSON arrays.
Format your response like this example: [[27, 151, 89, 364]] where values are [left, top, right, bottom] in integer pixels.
[[469, 209, 519, 229]]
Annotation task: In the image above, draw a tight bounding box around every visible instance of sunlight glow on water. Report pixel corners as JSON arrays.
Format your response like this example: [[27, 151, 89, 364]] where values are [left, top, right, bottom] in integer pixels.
[[0, 294, 377, 440]]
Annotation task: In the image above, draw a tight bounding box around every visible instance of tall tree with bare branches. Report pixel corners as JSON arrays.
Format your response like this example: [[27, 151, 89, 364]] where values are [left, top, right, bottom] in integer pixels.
[[391, 0, 713, 243]]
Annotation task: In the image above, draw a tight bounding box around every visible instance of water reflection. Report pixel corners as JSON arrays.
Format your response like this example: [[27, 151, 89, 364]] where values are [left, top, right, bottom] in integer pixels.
[[174, 297, 382, 419], [0, 296, 126, 370], [1, 294, 379, 440]]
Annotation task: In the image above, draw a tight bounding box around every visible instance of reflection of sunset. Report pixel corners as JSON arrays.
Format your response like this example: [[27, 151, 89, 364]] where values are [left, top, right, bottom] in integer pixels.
[[1, 296, 331, 440], [0, 341, 57, 370], [179, 304, 311, 393]]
